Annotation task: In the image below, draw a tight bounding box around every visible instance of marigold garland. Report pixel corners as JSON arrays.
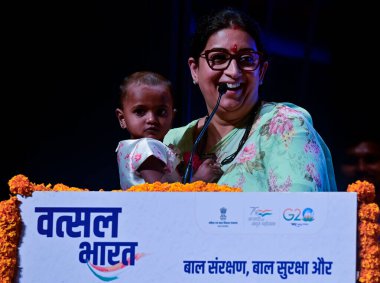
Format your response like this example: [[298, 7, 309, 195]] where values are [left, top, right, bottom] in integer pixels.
[[127, 181, 242, 192], [347, 180, 380, 283], [0, 196, 21, 283], [1, 175, 378, 282], [0, 174, 242, 281]]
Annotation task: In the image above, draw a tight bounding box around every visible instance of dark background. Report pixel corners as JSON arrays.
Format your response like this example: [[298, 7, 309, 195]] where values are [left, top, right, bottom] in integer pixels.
[[1, 0, 376, 200]]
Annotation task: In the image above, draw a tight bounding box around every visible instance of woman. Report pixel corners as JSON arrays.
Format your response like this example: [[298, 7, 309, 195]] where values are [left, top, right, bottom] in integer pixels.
[[164, 7, 337, 192]]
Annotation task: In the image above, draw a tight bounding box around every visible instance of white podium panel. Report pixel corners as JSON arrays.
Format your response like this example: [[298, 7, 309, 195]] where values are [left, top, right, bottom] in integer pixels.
[[18, 192, 357, 283]]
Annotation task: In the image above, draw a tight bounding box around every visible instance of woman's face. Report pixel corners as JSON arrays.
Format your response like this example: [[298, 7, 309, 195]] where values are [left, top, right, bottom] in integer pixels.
[[189, 28, 268, 122]]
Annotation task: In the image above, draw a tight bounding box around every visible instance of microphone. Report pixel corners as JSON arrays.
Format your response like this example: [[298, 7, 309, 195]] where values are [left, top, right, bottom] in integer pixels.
[[182, 83, 228, 183]]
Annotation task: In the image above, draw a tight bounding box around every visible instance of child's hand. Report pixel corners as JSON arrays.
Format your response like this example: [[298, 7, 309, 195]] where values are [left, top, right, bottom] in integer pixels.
[[192, 158, 223, 183], [168, 144, 181, 159]]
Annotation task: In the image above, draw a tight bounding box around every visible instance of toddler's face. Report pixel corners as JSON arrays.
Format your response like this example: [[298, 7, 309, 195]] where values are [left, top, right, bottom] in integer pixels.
[[120, 83, 174, 141]]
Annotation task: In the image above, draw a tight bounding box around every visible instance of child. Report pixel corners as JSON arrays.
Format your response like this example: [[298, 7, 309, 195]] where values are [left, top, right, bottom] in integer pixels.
[[115, 71, 223, 190]]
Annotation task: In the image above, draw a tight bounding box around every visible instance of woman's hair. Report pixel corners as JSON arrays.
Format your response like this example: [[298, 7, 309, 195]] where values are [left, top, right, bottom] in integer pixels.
[[119, 71, 173, 107], [189, 7, 267, 63]]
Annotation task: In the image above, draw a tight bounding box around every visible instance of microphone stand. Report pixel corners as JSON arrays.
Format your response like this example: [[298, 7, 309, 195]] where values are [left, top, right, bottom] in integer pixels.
[[182, 84, 227, 183]]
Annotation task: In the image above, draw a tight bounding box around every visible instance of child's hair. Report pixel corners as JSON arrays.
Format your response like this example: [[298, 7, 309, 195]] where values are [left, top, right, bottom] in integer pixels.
[[118, 71, 173, 108]]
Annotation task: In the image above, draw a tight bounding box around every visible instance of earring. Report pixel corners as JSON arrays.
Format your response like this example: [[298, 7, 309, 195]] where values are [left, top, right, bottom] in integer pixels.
[[120, 120, 126, 128], [193, 80, 197, 85]]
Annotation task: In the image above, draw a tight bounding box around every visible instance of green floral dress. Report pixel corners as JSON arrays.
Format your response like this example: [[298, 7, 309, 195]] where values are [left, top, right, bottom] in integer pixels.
[[163, 102, 337, 192]]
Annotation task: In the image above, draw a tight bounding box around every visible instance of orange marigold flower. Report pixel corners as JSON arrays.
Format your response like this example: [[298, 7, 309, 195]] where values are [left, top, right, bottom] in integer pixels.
[[53, 183, 89, 192], [349, 180, 380, 283], [0, 196, 21, 283], [8, 174, 33, 196], [33, 184, 50, 191], [359, 203, 380, 222], [347, 180, 376, 203], [358, 269, 380, 283], [359, 221, 380, 238], [127, 181, 242, 192]]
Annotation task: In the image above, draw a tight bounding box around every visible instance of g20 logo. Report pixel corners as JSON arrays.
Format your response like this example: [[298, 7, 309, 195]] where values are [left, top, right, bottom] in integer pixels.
[[283, 208, 314, 222]]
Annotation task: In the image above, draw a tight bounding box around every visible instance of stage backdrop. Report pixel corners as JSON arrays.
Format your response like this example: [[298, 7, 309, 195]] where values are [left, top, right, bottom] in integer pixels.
[[17, 192, 357, 283]]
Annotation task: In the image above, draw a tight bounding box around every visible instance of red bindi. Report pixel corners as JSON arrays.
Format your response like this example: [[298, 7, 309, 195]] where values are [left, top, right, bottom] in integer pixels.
[[231, 24, 239, 30], [231, 44, 238, 53]]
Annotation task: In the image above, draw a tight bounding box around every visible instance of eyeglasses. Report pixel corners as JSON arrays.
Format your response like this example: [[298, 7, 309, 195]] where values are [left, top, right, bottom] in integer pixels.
[[200, 48, 263, 71]]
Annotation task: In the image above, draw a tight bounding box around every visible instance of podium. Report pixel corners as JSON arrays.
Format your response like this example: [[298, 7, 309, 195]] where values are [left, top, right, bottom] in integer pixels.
[[17, 192, 357, 282]]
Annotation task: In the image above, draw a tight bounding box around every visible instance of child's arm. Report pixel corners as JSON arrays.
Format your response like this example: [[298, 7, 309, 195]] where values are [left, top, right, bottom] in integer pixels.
[[138, 156, 181, 183], [138, 155, 223, 184]]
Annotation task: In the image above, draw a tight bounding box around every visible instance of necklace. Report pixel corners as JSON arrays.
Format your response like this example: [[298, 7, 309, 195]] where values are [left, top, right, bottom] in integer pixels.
[[198, 99, 262, 166]]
